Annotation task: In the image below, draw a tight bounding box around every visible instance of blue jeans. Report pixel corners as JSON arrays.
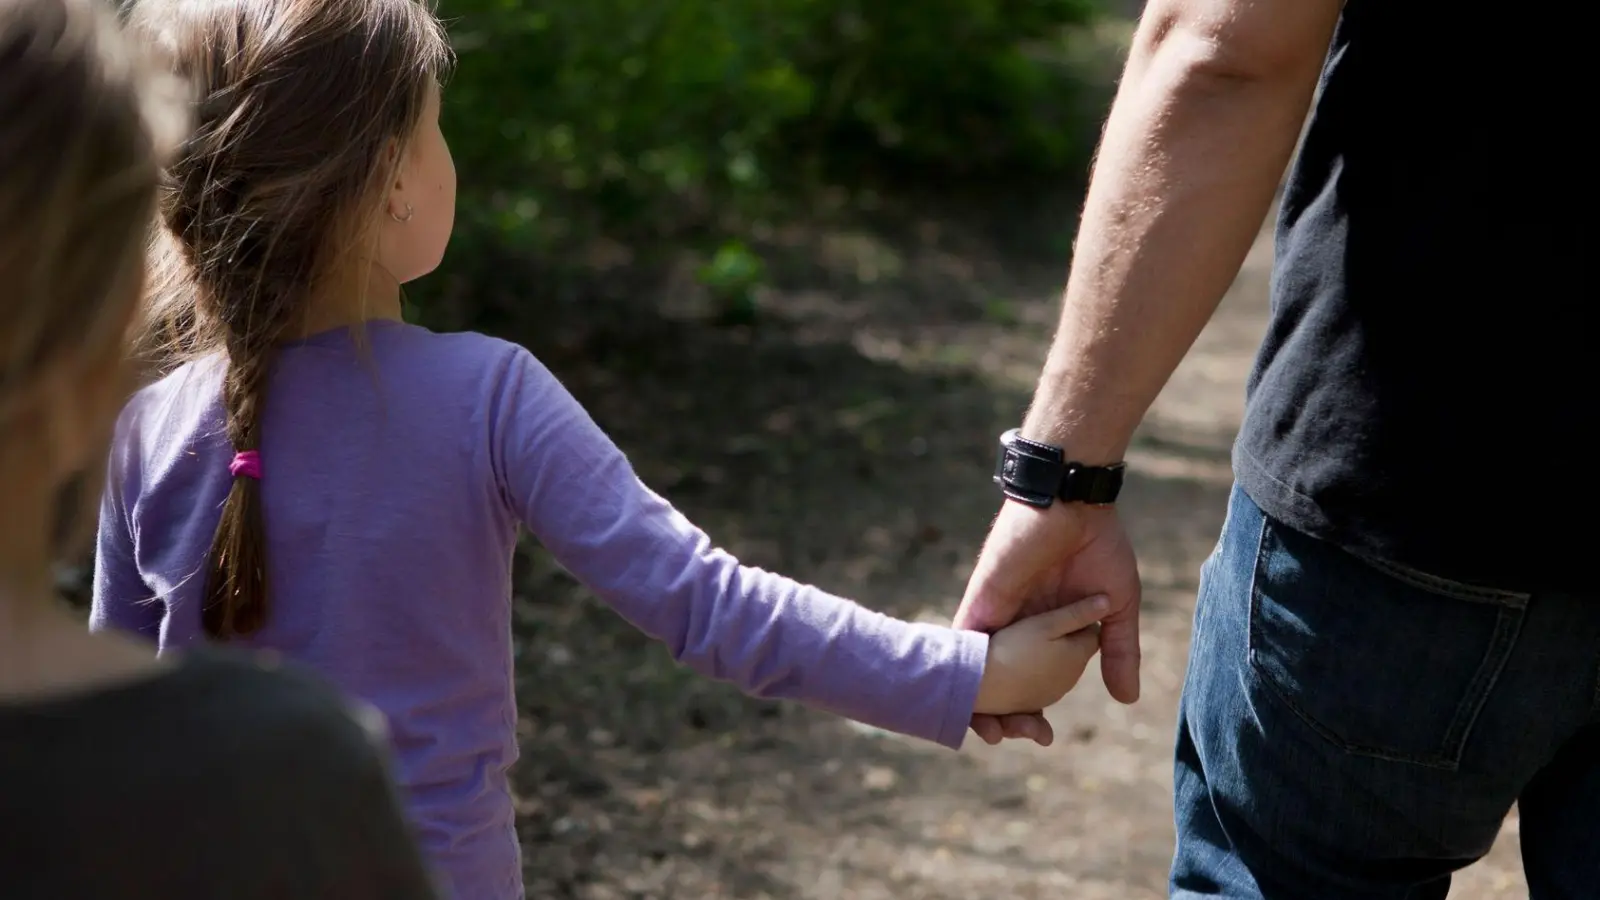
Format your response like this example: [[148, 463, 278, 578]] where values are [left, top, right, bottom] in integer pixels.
[[1171, 486, 1600, 899]]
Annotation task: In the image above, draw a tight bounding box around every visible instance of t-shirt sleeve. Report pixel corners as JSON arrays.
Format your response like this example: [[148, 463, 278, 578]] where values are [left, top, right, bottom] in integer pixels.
[[487, 347, 985, 749], [89, 404, 161, 639]]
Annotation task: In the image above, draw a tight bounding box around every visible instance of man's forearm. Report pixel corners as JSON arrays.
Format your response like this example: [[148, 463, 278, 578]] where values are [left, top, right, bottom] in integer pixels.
[[1023, 11, 1334, 462]]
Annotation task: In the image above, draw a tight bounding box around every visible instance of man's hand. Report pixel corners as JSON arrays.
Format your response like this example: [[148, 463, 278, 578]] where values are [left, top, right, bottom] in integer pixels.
[[953, 500, 1140, 745]]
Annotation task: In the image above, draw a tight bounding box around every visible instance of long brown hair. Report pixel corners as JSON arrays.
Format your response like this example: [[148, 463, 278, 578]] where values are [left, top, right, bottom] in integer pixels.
[[127, 0, 452, 638], [0, 0, 184, 530]]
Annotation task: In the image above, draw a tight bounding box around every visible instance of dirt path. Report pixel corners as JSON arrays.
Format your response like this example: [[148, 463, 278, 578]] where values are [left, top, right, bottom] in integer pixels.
[[509, 214, 1527, 898]]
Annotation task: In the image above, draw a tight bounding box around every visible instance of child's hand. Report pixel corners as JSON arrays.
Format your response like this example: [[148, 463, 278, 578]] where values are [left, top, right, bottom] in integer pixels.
[[973, 595, 1107, 716]]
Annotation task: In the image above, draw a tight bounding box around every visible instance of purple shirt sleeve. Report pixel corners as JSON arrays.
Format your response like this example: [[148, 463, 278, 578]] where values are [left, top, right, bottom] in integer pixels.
[[90, 410, 161, 640], [488, 349, 986, 749]]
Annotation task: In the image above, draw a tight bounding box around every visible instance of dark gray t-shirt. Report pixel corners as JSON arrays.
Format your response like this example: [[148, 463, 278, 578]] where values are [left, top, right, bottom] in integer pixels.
[[1235, 3, 1584, 592], [0, 648, 440, 899]]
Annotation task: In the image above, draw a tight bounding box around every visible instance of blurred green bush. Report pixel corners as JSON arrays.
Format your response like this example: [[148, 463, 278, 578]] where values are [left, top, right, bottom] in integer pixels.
[[437, 0, 1101, 264]]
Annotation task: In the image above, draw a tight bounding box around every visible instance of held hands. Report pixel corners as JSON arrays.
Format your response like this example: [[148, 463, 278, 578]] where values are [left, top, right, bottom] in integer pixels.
[[974, 594, 1108, 719], [955, 499, 1142, 746]]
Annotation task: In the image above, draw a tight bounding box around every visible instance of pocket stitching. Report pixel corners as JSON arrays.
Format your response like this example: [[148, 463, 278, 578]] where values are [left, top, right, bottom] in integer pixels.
[[1246, 518, 1524, 771], [1353, 553, 1529, 607], [1438, 605, 1523, 757]]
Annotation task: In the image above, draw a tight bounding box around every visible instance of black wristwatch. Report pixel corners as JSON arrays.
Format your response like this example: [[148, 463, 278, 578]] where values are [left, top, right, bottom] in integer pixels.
[[993, 428, 1126, 508]]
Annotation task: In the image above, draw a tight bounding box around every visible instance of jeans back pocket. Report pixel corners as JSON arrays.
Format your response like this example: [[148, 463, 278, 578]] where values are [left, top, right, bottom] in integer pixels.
[[1247, 515, 1528, 770]]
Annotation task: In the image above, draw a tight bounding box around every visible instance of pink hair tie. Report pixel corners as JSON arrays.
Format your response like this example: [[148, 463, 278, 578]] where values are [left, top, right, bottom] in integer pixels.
[[229, 450, 263, 480]]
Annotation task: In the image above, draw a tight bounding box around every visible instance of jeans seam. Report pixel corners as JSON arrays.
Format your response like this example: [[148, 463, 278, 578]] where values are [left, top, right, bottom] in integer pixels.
[[1247, 517, 1525, 771], [1352, 553, 1530, 607]]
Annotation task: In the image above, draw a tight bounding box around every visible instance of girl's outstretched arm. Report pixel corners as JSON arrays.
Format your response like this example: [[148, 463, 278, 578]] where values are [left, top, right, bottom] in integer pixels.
[[489, 348, 986, 749]]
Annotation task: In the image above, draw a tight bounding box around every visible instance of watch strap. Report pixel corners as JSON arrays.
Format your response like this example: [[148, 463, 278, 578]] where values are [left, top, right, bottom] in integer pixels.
[[1059, 460, 1126, 504]]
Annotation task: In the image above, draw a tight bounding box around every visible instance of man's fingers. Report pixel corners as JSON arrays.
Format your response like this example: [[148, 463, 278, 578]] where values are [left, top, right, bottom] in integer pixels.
[[951, 509, 1032, 632], [950, 589, 999, 633], [998, 713, 1053, 746], [952, 553, 1019, 633], [1026, 594, 1110, 639], [953, 501, 1086, 633], [952, 566, 1026, 633], [1099, 596, 1142, 704], [970, 714, 1005, 745]]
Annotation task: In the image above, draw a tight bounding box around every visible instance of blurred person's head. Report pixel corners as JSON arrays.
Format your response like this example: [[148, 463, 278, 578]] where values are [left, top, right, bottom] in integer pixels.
[[126, 0, 454, 639], [0, 0, 184, 600]]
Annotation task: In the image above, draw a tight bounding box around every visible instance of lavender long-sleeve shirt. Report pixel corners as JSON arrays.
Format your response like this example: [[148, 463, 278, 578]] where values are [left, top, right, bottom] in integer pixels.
[[91, 321, 987, 900]]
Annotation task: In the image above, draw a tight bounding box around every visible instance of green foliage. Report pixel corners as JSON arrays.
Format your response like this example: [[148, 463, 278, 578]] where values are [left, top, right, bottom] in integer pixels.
[[792, 1, 1097, 170], [697, 240, 766, 323], [437, 0, 1101, 266]]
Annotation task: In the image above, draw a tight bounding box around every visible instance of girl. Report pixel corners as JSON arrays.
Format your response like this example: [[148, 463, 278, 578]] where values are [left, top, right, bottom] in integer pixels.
[[92, 0, 1108, 897], [0, 0, 438, 896]]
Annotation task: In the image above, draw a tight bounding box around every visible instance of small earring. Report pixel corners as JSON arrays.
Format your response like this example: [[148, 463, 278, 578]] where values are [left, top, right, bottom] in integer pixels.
[[389, 202, 414, 223]]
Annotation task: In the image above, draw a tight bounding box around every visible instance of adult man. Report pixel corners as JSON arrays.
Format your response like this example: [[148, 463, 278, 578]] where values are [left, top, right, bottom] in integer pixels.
[[953, 0, 1594, 896]]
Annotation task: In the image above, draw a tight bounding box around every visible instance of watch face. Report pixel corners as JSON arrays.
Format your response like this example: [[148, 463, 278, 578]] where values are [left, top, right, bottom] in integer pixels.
[[996, 428, 1124, 505]]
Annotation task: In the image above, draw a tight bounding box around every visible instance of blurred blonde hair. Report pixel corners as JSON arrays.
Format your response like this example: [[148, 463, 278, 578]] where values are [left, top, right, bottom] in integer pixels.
[[0, 0, 186, 427]]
